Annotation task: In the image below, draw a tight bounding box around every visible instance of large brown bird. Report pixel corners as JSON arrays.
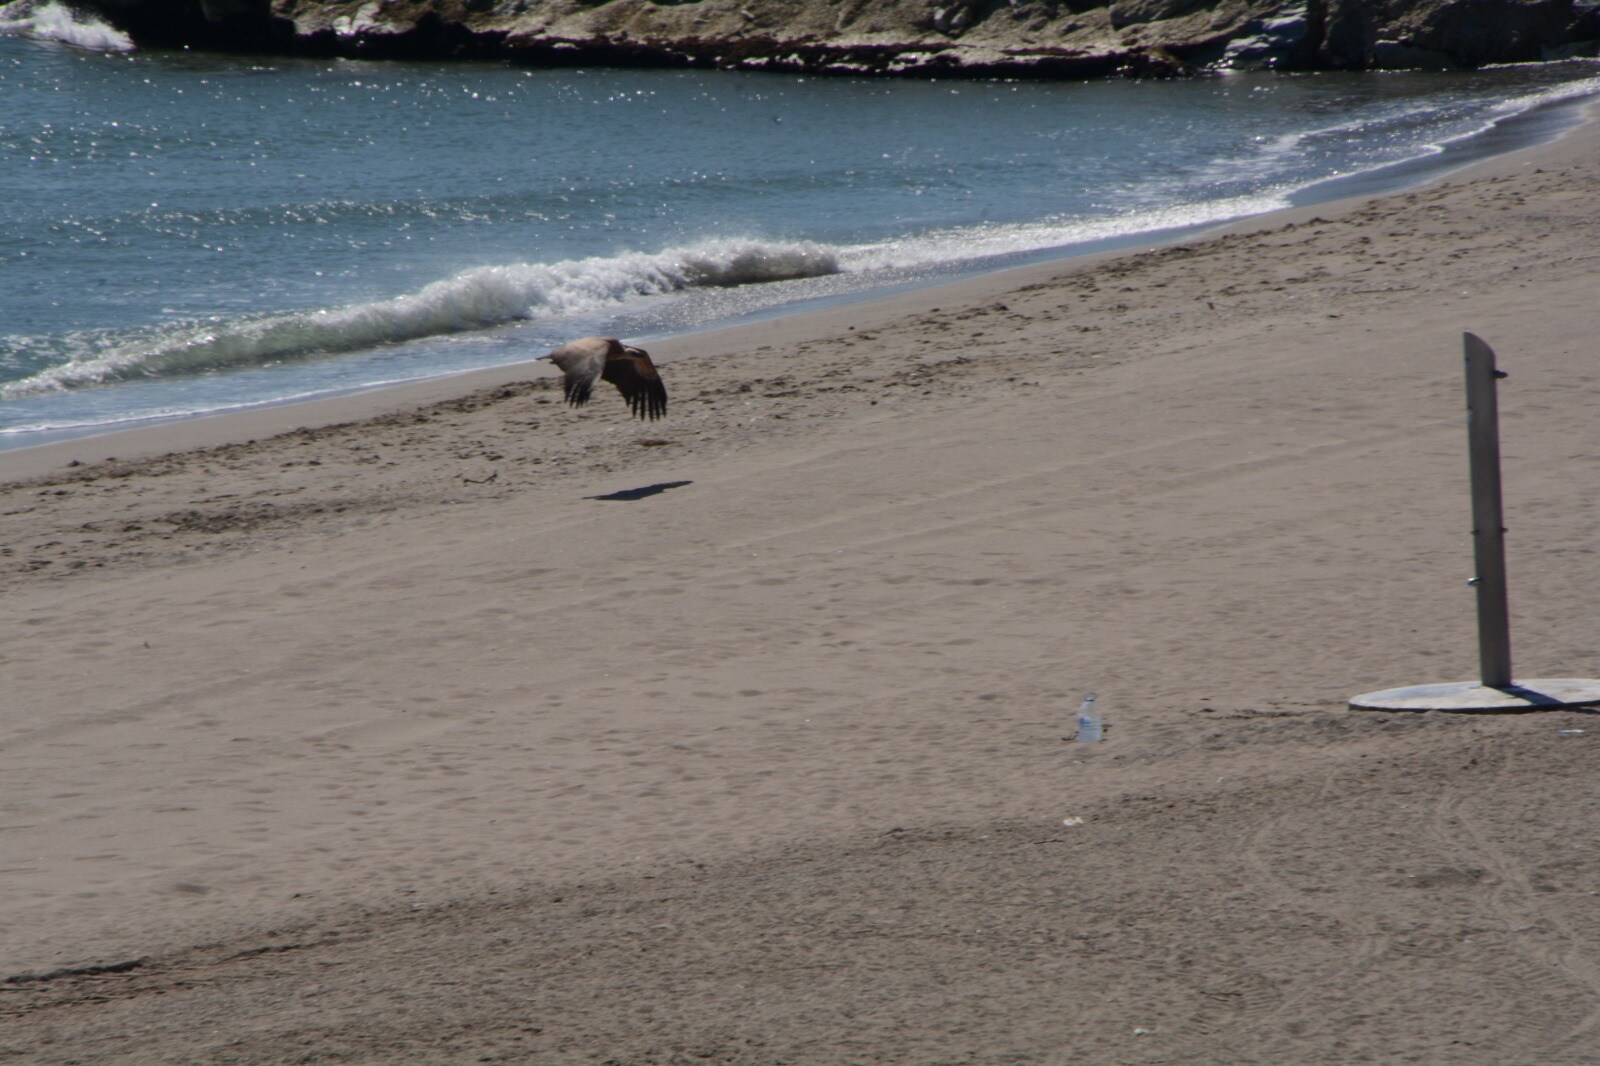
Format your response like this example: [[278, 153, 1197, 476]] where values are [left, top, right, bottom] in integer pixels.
[[544, 336, 668, 421]]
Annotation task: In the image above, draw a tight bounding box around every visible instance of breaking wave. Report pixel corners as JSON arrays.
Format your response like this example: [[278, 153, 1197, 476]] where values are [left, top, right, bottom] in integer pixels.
[[2, 238, 839, 396], [0, 0, 133, 51], [7, 60, 1597, 403]]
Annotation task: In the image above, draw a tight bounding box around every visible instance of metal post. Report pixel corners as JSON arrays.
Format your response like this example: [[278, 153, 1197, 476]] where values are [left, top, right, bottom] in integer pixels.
[[1349, 335, 1600, 712], [1463, 333, 1512, 688]]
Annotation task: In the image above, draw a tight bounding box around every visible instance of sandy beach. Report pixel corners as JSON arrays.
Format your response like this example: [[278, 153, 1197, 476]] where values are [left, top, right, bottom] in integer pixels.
[[4, 108, 1600, 1064]]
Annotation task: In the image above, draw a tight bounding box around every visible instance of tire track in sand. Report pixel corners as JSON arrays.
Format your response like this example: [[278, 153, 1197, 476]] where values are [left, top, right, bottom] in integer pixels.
[[1424, 739, 1600, 1058]]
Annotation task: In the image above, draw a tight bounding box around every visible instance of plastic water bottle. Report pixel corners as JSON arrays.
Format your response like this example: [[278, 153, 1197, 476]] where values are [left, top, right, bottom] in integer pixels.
[[1076, 692, 1102, 744]]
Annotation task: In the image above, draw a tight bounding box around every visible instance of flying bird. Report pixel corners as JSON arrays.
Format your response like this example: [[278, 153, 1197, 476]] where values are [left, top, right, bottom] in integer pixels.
[[544, 336, 668, 421]]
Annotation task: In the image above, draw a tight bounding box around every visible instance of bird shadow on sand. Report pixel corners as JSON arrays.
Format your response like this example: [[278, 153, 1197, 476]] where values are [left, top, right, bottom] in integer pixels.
[[585, 480, 693, 502]]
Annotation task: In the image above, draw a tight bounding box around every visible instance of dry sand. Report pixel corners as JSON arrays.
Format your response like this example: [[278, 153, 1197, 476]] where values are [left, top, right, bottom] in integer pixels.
[[3, 109, 1599, 1064]]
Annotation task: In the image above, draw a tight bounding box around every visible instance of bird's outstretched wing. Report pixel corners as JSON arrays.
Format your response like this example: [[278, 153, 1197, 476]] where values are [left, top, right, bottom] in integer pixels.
[[546, 336, 611, 409], [602, 345, 668, 421]]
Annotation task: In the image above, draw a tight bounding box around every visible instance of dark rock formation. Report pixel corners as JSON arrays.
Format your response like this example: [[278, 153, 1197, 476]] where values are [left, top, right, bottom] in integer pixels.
[[71, 0, 1600, 77]]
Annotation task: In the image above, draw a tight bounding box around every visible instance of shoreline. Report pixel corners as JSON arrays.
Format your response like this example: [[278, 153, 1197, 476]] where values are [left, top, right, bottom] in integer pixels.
[[3, 78, 1598, 479], [3, 89, 1599, 1062]]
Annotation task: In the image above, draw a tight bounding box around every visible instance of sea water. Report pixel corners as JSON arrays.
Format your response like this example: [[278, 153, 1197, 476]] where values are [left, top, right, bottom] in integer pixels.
[[3, 2, 1598, 450]]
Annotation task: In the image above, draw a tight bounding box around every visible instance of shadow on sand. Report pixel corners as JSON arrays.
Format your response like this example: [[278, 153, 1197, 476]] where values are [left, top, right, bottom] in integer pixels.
[[586, 480, 692, 502]]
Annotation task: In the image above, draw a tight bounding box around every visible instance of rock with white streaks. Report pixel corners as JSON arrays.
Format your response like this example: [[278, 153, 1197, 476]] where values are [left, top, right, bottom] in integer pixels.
[[72, 0, 1600, 77]]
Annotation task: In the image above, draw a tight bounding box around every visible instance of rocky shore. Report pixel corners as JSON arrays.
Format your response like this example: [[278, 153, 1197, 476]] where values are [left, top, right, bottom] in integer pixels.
[[72, 0, 1600, 77]]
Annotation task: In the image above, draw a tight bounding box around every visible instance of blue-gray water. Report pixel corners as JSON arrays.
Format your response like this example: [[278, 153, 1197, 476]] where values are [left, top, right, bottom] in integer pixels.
[[3, 1, 1599, 450]]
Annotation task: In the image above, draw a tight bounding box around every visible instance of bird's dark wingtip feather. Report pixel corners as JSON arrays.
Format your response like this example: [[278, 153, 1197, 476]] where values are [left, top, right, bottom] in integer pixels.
[[632, 384, 668, 421], [624, 379, 668, 416], [564, 380, 593, 407]]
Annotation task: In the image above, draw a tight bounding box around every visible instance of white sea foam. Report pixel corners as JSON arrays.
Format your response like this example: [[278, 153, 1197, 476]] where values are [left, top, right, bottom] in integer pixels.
[[840, 191, 1292, 274], [0, 0, 133, 51], [2, 238, 839, 396], [1486, 71, 1600, 117], [0, 194, 1314, 398]]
